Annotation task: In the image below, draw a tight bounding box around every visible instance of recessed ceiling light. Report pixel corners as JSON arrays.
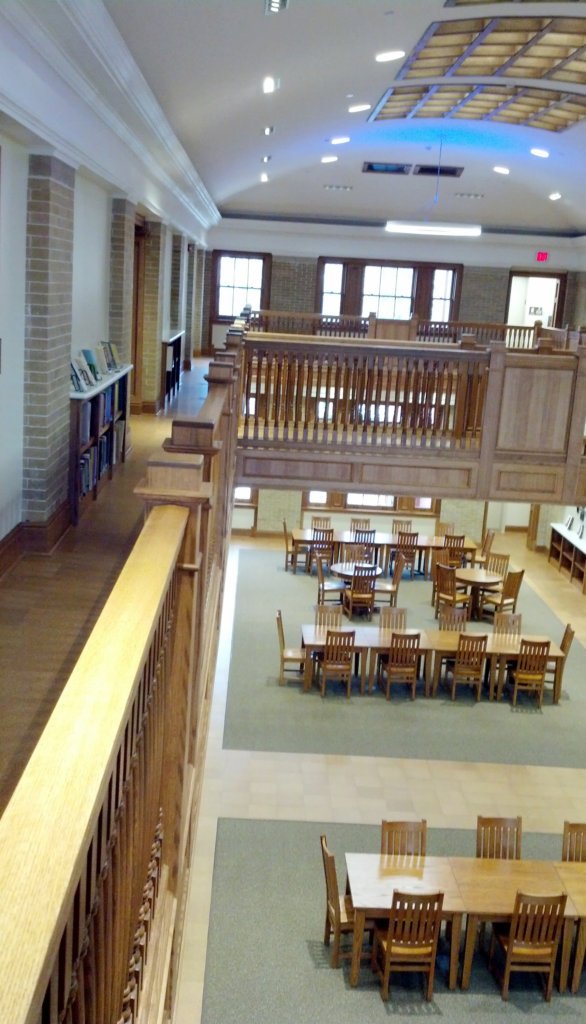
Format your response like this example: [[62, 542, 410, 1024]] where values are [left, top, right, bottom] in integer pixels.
[[385, 221, 482, 238], [375, 49, 405, 62], [531, 147, 549, 158], [262, 76, 279, 94], [265, 0, 288, 13], [493, 166, 510, 175], [264, 125, 274, 135], [323, 184, 353, 191], [454, 192, 484, 199], [549, 192, 562, 201], [261, 155, 271, 163], [260, 172, 269, 183], [331, 136, 350, 145], [348, 103, 371, 113], [321, 155, 338, 164]]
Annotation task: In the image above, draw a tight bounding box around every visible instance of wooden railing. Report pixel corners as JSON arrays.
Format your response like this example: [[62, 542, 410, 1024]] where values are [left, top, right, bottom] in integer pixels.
[[239, 334, 489, 450], [0, 353, 240, 1024], [248, 309, 369, 337]]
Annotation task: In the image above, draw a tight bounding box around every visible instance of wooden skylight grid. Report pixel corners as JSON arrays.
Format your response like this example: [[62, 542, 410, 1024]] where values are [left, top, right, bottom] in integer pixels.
[[398, 17, 586, 87], [373, 83, 586, 131]]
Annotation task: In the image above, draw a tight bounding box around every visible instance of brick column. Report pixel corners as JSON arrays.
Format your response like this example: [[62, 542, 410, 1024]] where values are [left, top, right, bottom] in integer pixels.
[[109, 198, 135, 364], [23, 154, 74, 527], [190, 247, 206, 356], [142, 221, 164, 413]]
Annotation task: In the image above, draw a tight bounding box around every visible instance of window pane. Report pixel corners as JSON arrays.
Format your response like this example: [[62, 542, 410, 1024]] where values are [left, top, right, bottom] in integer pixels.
[[394, 297, 412, 319], [308, 490, 327, 504], [379, 266, 398, 294], [247, 259, 263, 288], [218, 285, 234, 317], [378, 296, 396, 318], [323, 262, 343, 291], [361, 295, 379, 318], [347, 492, 364, 506], [219, 256, 236, 286], [363, 265, 381, 293], [414, 496, 432, 509], [234, 486, 251, 501], [322, 293, 342, 316], [396, 267, 414, 296]]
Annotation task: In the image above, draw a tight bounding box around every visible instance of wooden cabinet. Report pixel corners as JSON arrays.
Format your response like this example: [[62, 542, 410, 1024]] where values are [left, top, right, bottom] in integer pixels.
[[548, 522, 586, 592], [69, 366, 131, 524]]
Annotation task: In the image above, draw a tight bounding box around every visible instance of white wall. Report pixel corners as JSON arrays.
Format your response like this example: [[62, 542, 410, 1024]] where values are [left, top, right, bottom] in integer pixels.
[[0, 134, 27, 538], [71, 174, 110, 356]]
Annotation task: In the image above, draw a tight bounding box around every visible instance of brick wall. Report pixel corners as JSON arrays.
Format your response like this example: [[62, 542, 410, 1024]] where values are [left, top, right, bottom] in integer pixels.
[[459, 266, 510, 322], [256, 489, 303, 532], [270, 257, 316, 311], [440, 498, 484, 545], [23, 155, 74, 522], [109, 198, 135, 364], [563, 271, 586, 328], [141, 222, 164, 407], [170, 233, 182, 328]]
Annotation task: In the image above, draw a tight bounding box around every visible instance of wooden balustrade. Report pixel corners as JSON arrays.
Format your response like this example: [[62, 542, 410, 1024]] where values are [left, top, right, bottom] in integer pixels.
[[248, 309, 369, 337], [239, 335, 489, 450], [0, 369, 238, 1024]]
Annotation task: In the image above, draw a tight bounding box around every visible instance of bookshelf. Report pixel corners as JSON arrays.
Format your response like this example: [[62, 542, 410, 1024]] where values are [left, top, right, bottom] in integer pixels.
[[69, 365, 132, 524], [548, 522, 586, 592]]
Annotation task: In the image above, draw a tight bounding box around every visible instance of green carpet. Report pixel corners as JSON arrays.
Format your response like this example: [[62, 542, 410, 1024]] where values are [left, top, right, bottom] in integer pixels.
[[202, 819, 585, 1023], [223, 548, 586, 767]]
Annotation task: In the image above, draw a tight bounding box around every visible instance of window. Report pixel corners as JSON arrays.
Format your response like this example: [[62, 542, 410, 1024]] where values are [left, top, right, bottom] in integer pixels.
[[321, 262, 343, 316], [414, 497, 433, 510], [431, 269, 455, 322], [308, 490, 328, 504], [211, 250, 271, 320], [362, 265, 414, 319], [346, 492, 396, 508], [234, 486, 252, 502]]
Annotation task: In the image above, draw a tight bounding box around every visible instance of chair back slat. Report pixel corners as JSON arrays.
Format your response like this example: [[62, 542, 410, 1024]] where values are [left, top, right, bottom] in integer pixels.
[[388, 632, 420, 668], [315, 605, 343, 629], [493, 612, 522, 636], [517, 638, 550, 673], [486, 552, 510, 576], [562, 821, 586, 862], [455, 633, 487, 671], [392, 552, 406, 585], [511, 892, 567, 948], [324, 629, 355, 665], [379, 606, 407, 632], [476, 815, 522, 859], [350, 517, 370, 532], [438, 607, 468, 631], [381, 819, 427, 856]]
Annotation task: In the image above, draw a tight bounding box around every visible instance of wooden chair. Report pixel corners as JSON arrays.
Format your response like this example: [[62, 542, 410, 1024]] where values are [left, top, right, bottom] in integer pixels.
[[340, 541, 366, 563], [482, 569, 524, 618], [392, 518, 412, 534], [318, 629, 355, 697], [486, 551, 510, 577], [476, 815, 522, 948], [562, 821, 586, 862], [379, 632, 421, 700], [316, 554, 345, 605], [493, 612, 522, 636], [447, 633, 487, 701], [371, 890, 444, 1001], [430, 546, 451, 608], [471, 528, 495, 567], [283, 518, 308, 573], [320, 834, 373, 968], [438, 607, 468, 632], [436, 520, 455, 537], [315, 604, 343, 629], [350, 517, 370, 532], [379, 606, 407, 632], [342, 564, 377, 619], [544, 622, 574, 701], [477, 816, 522, 860], [434, 564, 471, 619], [352, 528, 376, 563], [444, 533, 466, 569], [508, 638, 550, 708], [396, 530, 418, 579], [311, 512, 329, 528], [309, 527, 335, 573], [276, 609, 304, 685], [374, 551, 405, 607], [381, 819, 427, 856], [488, 891, 567, 1001]]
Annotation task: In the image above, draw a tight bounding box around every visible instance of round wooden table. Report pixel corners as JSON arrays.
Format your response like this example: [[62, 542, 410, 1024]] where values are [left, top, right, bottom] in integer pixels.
[[330, 561, 383, 581], [455, 567, 502, 619]]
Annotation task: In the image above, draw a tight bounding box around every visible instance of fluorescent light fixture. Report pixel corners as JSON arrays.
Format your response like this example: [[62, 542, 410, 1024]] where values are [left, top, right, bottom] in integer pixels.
[[260, 172, 269, 183], [531, 147, 549, 158], [262, 76, 279, 94], [375, 49, 405, 62], [321, 155, 338, 164], [265, 0, 288, 12], [493, 165, 510, 175], [348, 103, 371, 113], [331, 136, 350, 145], [385, 221, 482, 238], [549, 191, 562, 201]]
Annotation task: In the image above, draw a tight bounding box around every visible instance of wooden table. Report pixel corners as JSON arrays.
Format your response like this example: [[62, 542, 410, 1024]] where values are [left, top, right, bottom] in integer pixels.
[[330, 560, 383, 580], [301, 624, 431, 694], [346, 852, 583, 993], [292, 530, 477, 578], [455, 567, 502, 620]]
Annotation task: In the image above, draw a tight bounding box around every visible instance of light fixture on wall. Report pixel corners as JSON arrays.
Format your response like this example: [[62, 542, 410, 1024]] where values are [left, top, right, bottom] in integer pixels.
[[385, 221, 482, 238]]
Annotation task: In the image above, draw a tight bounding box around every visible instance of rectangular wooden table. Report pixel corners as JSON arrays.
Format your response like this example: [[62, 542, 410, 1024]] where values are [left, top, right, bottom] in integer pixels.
[[300, 624, 433, 694], [346, 852, 583, 993], [292, 530, 476, 578]]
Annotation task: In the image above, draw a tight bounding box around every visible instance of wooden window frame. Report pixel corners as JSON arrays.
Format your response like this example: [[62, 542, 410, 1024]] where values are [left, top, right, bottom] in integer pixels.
[[315, 257, 462, 321], [210, 249, 272, 322]]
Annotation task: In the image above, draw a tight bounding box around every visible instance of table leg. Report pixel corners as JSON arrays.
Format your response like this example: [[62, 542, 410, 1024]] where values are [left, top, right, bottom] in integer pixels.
[[432, 651, 442, 697], [554, 658, 563, 704], [448, 912, 462, 990], [350, 909, 366, 986], [461, 914, 479, 989], [303, 646, 315, 691], [571, 917, 586, 993], [488, 653, 497, 700], [559, 917, 574, 992], [367, 649, 377, 694]]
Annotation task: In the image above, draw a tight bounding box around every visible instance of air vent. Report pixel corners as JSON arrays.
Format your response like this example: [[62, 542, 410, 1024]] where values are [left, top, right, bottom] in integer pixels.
[[362, 162, 411, 175], [413, 164, 464, 177]]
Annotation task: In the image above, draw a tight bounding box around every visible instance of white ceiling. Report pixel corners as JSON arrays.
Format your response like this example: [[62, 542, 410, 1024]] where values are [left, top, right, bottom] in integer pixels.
[[103, 0, 586, 237]]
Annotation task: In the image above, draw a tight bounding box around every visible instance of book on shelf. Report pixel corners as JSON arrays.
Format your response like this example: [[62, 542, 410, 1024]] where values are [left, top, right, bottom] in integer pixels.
[[109, 342, 122, 369], [70, 361, 86, 392], [73, 354, 96, 388], [94, 345, 110, 377], [81, 348, 102, 382]]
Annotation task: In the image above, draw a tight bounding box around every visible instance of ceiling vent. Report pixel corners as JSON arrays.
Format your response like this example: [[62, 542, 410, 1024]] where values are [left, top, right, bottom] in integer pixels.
[[413, 164, 464, 177], [362, 162, 411, 175]]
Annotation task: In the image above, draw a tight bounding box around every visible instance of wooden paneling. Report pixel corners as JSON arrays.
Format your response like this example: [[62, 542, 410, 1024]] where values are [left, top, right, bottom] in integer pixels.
[[496, 366, 574, 454], [490, 462, 565, 501]]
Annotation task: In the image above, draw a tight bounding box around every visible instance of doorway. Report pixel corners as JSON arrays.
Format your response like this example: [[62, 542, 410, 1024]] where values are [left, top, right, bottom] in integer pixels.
[[506, 271, 566, 329]]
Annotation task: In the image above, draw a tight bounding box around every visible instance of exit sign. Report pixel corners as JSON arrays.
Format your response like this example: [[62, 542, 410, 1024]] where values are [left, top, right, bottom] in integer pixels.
[[536, 251, 548, 262]]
